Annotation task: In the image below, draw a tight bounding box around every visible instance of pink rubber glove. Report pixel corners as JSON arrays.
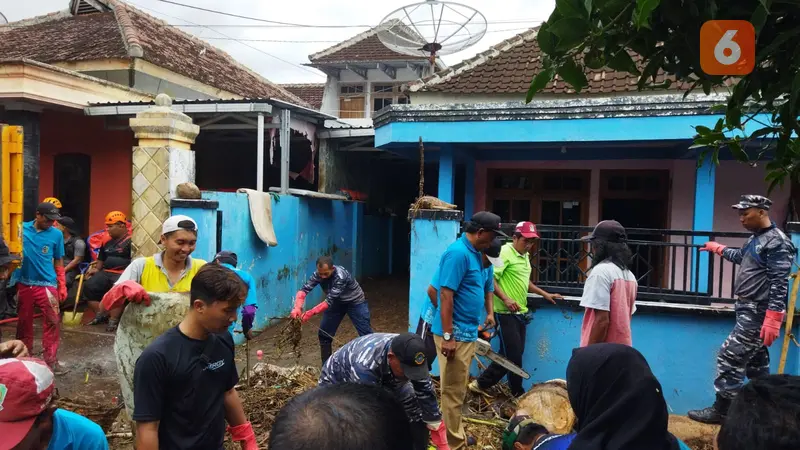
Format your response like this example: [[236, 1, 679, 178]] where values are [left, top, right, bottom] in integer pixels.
[[101, 280, 151, 310], [301, 301, 329, 323], [55, 265, 67, 302], [228, 422, 258, 450], [760, 310, 784, 347], [700, 241, 726, 256], [290, 291, 306, 319], [428, 421, 449, 450]]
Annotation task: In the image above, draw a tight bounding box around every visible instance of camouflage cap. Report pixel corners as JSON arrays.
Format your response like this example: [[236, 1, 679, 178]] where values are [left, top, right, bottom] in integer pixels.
[[732, 195, 772, 211]]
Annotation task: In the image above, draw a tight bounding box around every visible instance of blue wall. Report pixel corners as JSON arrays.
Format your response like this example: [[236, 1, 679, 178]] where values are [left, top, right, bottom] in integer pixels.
[[362, 215, 394, 278], [174, 192, 390, 344]]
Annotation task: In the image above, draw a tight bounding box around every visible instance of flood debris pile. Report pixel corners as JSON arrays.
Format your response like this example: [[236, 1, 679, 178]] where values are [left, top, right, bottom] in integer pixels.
[[274, 318, 303, 357], [55, 397, 123, 433]]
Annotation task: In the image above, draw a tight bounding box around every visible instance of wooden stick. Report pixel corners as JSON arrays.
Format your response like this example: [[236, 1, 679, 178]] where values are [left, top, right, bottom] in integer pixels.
[[778, 272, 800, 374], [463, 417, 505, 427], [418, 137, 424, 199]]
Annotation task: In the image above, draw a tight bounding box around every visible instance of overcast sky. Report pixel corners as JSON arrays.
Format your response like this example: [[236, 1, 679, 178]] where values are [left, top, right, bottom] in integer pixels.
[[1, 0, 555, 84]]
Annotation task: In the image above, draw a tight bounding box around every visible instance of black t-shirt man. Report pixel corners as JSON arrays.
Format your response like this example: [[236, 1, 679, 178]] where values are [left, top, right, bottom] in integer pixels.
[[133, 326, 239, 450], [98, 235, 132, 271]]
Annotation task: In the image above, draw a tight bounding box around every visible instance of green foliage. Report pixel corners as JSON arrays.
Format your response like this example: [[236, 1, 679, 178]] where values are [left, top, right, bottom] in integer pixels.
[[526, 0, 800, 192]]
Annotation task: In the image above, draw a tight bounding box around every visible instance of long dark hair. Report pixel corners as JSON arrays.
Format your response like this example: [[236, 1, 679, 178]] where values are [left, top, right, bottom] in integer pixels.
[[591, 240, 633, 270]]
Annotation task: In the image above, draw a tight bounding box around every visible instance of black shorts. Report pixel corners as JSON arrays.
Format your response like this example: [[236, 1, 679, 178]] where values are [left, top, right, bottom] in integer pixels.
[[82, 271, 122, 302]]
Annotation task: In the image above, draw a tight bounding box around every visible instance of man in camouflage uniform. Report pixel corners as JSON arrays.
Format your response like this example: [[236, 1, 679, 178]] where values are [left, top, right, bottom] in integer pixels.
[[688, 195, 795, 424], [319, 332, 450, 450]]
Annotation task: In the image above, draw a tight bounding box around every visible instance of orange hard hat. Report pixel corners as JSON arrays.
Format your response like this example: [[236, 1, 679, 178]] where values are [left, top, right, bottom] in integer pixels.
[[43, 197, 62, 209], [105, 211, 127, 225]]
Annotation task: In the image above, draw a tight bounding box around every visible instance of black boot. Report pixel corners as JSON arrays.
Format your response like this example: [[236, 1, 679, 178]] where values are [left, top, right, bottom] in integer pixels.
[[320, 342, 332, 366], [687, 394, 730, 424]]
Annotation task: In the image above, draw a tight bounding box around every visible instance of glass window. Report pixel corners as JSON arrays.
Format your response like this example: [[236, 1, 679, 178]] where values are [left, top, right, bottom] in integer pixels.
[[373, 98, 393, 112], [512, 200, 531, 222], [340, 85, 364, 94], [493, 174, 532, 190], [492, 200, 510, 222], [373, 84, 394, 93], [397, 96, 410, 104]]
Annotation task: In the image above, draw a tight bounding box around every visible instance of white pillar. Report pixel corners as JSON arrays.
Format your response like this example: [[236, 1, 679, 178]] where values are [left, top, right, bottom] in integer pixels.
[[257, 113, 264, 192], [279, 109, 291, 194]]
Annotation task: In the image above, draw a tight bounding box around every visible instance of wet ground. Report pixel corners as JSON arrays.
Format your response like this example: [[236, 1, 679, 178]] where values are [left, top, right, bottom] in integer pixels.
[[1, 275, 718, 449]]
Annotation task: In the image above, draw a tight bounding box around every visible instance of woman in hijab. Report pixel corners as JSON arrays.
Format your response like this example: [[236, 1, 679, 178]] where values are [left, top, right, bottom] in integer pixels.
[[501, 343, 691, 450]]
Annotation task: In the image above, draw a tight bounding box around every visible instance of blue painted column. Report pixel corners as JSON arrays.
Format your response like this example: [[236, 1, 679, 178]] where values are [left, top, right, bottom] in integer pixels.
[[691, 153, 716, 292], [170, 199, 219, 262], [352, 201, 364, 279], [438, 145, 455, 203], [464, 152, 475, 219]]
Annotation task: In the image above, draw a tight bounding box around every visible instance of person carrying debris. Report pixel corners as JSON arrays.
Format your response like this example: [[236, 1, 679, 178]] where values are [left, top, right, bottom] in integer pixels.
[[470, 222, 563, 398], [578, 220, 637, 347], [56, 216, 85, 291], [133, 264, 257, 450], [84, 211, 132, 331], [96, 215, 206, 321], [15, 202, 68, 375], [689, 195, 795, 424], [0, 357, 109, 450], [213, 250, 258, 339], [416, 238, 504, 370], [432, 211, 505, 450], [290, 255, 373, 365], [319, 332, 450, 450]]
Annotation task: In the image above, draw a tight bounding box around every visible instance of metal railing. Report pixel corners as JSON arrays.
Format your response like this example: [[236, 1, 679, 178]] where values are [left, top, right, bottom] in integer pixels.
[[489, 224, 755, 305]]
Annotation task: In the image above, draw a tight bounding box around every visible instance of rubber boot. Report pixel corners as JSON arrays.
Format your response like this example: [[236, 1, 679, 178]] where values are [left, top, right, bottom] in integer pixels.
[[320, 342, 333, 366], [687, 394, 730, 424]]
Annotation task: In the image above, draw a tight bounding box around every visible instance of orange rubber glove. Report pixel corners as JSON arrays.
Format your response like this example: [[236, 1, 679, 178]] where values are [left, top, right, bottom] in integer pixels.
[[55, 265, 67, 302], [228, 422, 258, 450], [301, 301, 329, 323], [100, 280, 151, 311], [428, 421, 449, 450], [760, 310, 784, 347], [700, 241, 726, 256], [290, 291, 306, 319]]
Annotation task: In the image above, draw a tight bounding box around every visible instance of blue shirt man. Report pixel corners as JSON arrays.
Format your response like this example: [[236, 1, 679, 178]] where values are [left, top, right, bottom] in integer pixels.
[[18, 220, 64, 287], [213, 251, 258, 340], [432, 211, 506, 450]]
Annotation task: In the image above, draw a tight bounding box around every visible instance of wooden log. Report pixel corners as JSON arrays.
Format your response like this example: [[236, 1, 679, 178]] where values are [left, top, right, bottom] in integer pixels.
[[516, 379, 576, 434]]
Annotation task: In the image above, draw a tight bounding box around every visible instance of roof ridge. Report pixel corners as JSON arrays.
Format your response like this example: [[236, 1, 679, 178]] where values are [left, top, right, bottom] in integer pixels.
[[406, 27, 539, 92], [107, 0, 144, 57], [0, 9, 71, 32], [308, 25, 382, 62], [280, 82, 325, 87], [115, 1, 311, 107]]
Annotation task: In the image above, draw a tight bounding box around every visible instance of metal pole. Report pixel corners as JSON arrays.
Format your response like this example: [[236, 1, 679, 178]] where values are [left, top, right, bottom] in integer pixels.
[[279, 109, 291, 194], [256, 113, 264, 192]]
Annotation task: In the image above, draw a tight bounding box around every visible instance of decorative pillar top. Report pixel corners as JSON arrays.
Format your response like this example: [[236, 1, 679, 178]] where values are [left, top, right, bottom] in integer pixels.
[[129, 94, 200, 150]]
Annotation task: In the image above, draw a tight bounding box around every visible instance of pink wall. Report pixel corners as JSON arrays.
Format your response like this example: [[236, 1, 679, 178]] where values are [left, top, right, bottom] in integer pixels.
[[474, 159, 791, 298]]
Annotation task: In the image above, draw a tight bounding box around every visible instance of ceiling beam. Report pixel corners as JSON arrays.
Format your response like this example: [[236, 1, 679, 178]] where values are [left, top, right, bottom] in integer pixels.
[[345, 64, 369, 80], [377, 63, 396, 80]]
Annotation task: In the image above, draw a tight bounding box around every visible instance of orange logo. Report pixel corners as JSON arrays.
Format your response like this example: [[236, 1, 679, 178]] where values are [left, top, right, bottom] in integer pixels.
[[700, 20, 755, 76]]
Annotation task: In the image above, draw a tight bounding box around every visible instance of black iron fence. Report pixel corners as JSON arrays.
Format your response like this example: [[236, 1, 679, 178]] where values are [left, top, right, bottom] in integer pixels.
[[487, 224, 754, 305]]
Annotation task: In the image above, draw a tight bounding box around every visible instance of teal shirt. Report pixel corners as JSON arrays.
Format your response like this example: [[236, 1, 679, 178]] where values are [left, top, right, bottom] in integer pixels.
[[221, 263, 258, 336]]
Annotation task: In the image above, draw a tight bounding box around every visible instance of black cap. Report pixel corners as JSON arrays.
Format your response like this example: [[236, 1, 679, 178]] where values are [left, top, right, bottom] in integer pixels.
[[390, 333, 430, 381], [36, 202, 61, 221], [0, 238, 18, 266], [470, 211, 508, 237], [732, 194, 772, 211], [58, 216, 79, 235], [581, 220, 627, 243], [484, 238, 503, 268], [214, 250, 238, 267]]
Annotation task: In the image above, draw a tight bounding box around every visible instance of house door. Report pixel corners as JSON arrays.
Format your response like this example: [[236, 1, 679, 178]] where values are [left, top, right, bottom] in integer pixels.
[[54, 154, 91, 236], [599, 170, 669, 288], [339, 96, 365, 119]]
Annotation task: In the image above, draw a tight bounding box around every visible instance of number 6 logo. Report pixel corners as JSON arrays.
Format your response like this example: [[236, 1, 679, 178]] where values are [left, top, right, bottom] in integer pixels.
[[700, 20, 755, 76]]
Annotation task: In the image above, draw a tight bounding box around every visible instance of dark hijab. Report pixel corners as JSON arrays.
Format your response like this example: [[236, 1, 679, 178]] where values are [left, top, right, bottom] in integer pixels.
[[566, 344, 681, 450]]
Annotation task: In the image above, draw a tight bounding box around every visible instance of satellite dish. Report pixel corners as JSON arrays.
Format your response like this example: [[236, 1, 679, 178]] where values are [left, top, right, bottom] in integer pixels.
[[0, 12, 8, 25], [376, 0, 487, 68]]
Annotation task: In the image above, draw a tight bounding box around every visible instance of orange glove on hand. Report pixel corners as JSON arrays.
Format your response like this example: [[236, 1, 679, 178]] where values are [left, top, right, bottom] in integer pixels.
[[228, 422, 258, 450], [427, 421, 450, 450], [100, 281, 151, 311], [760, 310, 785, 347], [700, 241, 726, 256], [290, 291, 306, 319], [301, 301, 329, 323], [55, 266, 67, 302]]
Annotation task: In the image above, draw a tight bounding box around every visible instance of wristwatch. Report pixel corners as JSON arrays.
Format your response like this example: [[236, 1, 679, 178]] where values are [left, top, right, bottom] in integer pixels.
[[443, 332, 453, 342]]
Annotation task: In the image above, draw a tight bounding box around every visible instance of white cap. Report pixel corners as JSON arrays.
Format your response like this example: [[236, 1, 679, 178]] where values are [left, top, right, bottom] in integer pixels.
[[486, 254, 503, 269], [162, 215, 198, 235]]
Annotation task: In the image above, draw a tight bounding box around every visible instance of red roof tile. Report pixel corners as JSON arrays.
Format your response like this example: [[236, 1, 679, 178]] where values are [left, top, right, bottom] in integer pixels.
[[407, 28, 691, 95], [309, 28, 429, 64], [280, 84, 325, 110], [0, 1, 309, 106]]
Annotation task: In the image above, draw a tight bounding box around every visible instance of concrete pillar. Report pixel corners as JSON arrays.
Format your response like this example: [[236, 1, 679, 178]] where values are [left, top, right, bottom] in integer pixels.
[[351, 202, 364, 279], [129, 94, 200, 258], [692, 153, 716, 292], [438, 145, 455, 203]]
